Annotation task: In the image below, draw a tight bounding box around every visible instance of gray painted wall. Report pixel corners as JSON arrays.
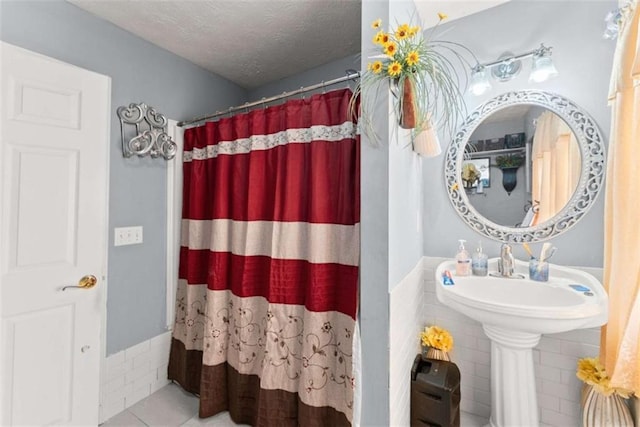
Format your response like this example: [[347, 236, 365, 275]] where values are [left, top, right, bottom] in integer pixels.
[[468, 117, 528, 227], [467, 165, 528, 228], [359, 0, 391, 420], [360, 0, 425, 424], [469, 117, 525, 141], [423, 0, 615, 267], [0, 0, 248, 354]]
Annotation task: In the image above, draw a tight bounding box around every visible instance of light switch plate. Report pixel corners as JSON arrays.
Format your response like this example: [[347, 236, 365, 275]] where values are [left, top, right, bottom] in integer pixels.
[[114, 226, 143, 246]]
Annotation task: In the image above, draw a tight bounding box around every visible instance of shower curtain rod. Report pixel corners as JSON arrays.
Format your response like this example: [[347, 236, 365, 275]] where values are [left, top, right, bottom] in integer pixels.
[[176, 70, 360, 127]]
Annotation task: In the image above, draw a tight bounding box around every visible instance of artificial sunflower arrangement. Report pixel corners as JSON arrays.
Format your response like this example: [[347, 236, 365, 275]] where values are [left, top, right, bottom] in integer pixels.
[[461, 162, 481, 188], [421, 325, 454, 352], [352, 14, 470, 145], [576, 357, 633, 398]]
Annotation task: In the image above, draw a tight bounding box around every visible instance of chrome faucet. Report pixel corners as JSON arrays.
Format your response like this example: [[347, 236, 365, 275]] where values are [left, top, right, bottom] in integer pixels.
[[498, 243, 515, 277]]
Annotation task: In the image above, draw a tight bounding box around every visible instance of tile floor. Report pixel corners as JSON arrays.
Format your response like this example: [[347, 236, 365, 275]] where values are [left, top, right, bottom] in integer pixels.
[[101, 383, 249, 427], [102, 382, 488, 426]]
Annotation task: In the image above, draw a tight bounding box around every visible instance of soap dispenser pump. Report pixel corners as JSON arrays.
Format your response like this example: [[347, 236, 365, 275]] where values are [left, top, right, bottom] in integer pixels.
[[472, 241, 488, 276], [455, 239, 471, 276]]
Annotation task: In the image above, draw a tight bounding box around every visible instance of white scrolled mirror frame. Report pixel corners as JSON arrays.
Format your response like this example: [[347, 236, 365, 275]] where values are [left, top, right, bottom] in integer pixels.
[[444, 90, 606, 243]]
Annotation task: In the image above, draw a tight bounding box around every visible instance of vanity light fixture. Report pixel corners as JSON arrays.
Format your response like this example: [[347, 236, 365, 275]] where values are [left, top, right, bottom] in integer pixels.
[[529, 45, 559, 83], [469, 65, 492, 96], [469, 44, 558, 96]]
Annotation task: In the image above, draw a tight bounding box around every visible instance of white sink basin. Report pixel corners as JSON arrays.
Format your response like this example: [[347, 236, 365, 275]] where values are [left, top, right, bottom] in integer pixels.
[[435, 258, 608, 334], [435, 258, 608, 427]]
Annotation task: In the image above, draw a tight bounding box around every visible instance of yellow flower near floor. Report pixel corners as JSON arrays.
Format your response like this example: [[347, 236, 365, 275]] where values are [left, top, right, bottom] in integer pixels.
[[576, 357, 633, 398], [421, 325, 454, 352]]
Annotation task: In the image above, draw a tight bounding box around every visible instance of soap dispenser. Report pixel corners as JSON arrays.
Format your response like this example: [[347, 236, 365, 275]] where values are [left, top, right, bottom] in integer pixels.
[[472, 241, 488, 276], [455, 239, 471, 276]]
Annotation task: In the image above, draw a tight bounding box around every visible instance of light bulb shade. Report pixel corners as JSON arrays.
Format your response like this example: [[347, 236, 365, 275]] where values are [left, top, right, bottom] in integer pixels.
[[529, 54, 558, 83], [413, 119, 441, 157], [469, 67, 492, 96]]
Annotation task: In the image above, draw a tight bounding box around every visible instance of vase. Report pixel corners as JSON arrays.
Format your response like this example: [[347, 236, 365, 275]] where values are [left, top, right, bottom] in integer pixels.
[[463, 179, 476, 190], [581, 384, 633, 427], [413, 119, 441, 157], [500, 166, 519, 195], [422, 346, 451, 361], [399, 77, 417, 129]]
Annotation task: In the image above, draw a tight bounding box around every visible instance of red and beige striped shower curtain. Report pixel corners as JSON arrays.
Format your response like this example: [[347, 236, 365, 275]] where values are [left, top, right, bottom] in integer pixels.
[[168, 88, 360, 426]]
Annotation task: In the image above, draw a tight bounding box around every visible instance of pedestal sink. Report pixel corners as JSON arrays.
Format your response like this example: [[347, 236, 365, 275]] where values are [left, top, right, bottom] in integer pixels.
[[435, 258, 608, 427]]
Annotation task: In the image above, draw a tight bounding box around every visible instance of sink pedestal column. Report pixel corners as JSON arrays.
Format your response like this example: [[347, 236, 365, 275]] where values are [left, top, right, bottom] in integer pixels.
[[483, 325, 541, 427]]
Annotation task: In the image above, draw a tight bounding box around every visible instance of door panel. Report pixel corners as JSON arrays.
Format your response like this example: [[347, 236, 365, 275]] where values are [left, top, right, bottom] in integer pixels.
[[8, 305, 74, 425], [0, 42, 110, 426], [9, 77, 81, 129], [11, 146, 79, 269]]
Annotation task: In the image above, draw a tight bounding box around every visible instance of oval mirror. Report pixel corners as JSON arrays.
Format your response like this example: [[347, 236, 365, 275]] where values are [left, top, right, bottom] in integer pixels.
[[445, 90, 605, 242]]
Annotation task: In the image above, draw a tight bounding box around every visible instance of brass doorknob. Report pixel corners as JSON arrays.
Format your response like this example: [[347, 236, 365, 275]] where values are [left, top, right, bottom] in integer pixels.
[[62, 275, 97, 291]]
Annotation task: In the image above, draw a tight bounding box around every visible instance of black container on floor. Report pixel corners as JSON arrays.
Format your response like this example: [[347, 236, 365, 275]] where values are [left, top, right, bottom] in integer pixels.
[[410, 354, 461, 427]]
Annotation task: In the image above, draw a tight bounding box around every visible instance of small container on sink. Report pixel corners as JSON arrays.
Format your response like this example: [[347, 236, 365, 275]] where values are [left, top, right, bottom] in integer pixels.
[[529, 259, 549, 282]]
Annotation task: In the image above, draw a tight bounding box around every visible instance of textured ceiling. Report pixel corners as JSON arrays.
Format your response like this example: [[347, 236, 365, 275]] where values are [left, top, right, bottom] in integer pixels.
[[68, 0, 362, 90], [67, 0, 509, 90]]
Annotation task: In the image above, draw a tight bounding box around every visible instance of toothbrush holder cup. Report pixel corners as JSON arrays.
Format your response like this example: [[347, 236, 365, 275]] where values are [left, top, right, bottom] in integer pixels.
[[529, 259, 549, 282]]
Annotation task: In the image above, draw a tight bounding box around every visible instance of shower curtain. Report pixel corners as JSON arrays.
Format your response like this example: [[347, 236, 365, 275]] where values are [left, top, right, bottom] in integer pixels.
[[601, 0, 640, 397], [168, 88, 360, 426], [530, 111, 580, 225]]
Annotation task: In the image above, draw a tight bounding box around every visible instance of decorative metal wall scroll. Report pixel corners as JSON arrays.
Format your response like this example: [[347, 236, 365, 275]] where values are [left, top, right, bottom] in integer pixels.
[[117, 103, 177, 160]]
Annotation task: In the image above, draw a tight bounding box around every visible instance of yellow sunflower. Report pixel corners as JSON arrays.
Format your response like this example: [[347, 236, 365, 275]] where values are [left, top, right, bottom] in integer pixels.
[[387, 61, 402, 77], [383, 41, 397, 56], [371, 61, 383, 74], [371, 18, 382, 29], [406, 50, 419, 66], [395, 23, 410, 40], [408, 25, 420, 37], [373, 31, 389, 46], [438, 12, 448, 21]]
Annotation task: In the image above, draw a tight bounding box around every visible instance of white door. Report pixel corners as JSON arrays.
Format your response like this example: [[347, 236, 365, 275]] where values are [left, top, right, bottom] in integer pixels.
[[0, 42, 110, 426]]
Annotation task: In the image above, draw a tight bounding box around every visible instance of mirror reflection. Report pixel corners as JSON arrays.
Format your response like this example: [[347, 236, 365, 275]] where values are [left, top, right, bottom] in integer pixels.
[[463, 105, 581, 228]]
